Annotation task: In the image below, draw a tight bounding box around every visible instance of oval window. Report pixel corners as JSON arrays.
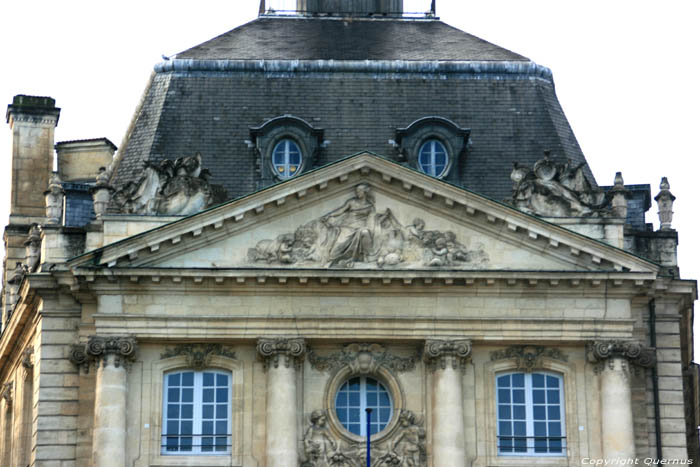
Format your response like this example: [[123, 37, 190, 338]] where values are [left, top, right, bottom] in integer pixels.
[[418, 139, 449, 178], [335, 376, 392, 437], [272, 139, 302, 179]]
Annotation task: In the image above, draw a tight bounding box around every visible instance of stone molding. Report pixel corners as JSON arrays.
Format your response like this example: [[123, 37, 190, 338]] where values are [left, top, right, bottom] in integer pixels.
[[587, 340, 656, 370], [423, 339, 472, 371], [489, 345, 568, 372], [257, 337, 306, 369], [70, 336, 137, 370], [1, 382, 13, 407], [160, 343, 236, 370], [308, 343, 418, 375]]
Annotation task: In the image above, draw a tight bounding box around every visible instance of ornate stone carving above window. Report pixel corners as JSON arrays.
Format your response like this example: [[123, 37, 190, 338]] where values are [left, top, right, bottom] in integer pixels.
[[301, 408, 426, 467], [111, 153, 228, 215], [489, 345, 568, 372], [308, 343, 419, 375], [160, 343, 236, 370], [246, 184, 489, 269], [249, 115, 325, 186], [509, 151, 624, 218], [394, 117, 470, 183]]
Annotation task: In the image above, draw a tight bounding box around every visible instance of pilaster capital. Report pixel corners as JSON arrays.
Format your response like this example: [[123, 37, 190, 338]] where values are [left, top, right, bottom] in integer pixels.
[[587, 340, 656, 368], [257, 337, 306, 370], [424, 339, 472, 371], [70, 336, 137, 370]]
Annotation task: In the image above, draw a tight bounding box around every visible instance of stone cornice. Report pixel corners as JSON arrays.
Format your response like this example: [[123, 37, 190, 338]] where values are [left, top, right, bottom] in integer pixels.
[[257, 337, 306, 369], [587, 340, 656, 368], [424, 339, 472, 371]]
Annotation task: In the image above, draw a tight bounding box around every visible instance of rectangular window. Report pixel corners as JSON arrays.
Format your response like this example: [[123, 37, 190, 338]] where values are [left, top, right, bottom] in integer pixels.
[[162, 370, 231, 455], [496, 372, 566, 456]]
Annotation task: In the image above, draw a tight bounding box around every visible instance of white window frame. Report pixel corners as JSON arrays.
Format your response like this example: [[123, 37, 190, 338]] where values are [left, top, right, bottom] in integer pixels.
[[272, 139, 303, 179], [161, 370, 232, 456], [418, 139, 449, 178], [496, 371, 566, 457], [335, 376, 393, 437]]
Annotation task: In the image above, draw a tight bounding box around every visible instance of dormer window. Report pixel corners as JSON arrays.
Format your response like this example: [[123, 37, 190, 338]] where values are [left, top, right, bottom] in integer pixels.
[[418, 139, 449, 178], [272, 139, 303, 179], [395, 117, 470, 183]]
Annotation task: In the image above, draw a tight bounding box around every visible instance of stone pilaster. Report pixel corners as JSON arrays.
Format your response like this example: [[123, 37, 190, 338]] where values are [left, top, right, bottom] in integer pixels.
[[72, 336, 136, 467], [589, 340, 655, 461], [257, 338, 305, 467], [424, 339, 471, 467]]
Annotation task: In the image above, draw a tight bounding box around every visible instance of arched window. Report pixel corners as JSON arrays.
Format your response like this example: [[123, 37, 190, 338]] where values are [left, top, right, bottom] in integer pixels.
[[162, 370, 231, 455], [418, 139, 449, 178], [496, 372, 565, 456], [335, 376, 392, 436], [272, 139, 303, 179]]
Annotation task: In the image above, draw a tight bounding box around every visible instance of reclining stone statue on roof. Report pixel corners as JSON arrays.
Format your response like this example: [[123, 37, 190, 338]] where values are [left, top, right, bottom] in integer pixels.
[[112, 152, 227, 216]]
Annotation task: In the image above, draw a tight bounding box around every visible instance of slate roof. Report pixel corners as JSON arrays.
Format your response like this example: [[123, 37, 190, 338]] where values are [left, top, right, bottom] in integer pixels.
[[176, 17, 529, 61], [110, 16, 594, 205]]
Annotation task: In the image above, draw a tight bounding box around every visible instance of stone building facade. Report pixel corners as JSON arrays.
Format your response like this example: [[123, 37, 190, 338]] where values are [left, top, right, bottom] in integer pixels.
[[0, 1, 697, 466]]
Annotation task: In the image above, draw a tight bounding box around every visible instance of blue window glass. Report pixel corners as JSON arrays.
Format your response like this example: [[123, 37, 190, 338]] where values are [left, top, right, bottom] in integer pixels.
[[496, 372, 565, 456], [418, 139, 449, 177], [272, 139, 303, 179], [335, 376, 392, 437], [162, 370, 231, 455]]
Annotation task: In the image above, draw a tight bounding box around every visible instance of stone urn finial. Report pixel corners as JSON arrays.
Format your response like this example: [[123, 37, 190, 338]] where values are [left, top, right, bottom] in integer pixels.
[[44, 172, 64, 224], [610, 171, 628, 219], [90, 167, 114, 220], [654, 177, 675, 230]]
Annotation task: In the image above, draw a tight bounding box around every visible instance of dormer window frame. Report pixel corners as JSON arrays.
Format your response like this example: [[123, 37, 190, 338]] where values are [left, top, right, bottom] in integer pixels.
[[395, 117, 471, 183], [250, 115, 324, 185]]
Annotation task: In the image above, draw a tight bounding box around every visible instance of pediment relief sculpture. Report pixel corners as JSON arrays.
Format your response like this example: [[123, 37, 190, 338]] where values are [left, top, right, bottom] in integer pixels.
[[490, 345, 568, 372], [509, 151, 621, 218], [247, 184, 489, 269], [112, 153, 228, 216], [308, 343, 419, 375], [160, 343, 236, 370], [302, 409, 426, 467]]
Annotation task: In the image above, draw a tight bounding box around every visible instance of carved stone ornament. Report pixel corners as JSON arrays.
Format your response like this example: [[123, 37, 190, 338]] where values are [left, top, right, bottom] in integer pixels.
[[112, 153, 228, 216], [423, 339, 472, 371], [509, 151, 617, 217], [587, 340, 656, 369], [257, 338, 306, 369], [21, 346, 34, 370], [24, 224, 42, 273], [655, 177, 675, 231], [490, 345, 568, 372], [1, 382, 13, 408], [90, 166, 115, 219], [7, 262, 28, 310], [69, 336, 137, 371], [160, 343, 236, 370], [44, 172, 64, 223], [302, 409, 426, 467], [308, 343, 419, 375], [247, 184, 489, 269]]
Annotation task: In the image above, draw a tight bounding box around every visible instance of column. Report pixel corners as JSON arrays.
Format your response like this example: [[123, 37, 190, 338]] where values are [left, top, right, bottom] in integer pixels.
[[257, 338, 305, 467], [590, 341, 655, 462], [424, 339, 471, 467], [85, 336, 137, 467]]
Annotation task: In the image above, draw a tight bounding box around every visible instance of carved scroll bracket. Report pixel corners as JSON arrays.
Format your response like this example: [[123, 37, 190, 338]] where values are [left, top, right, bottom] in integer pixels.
[[257, 338, 306, 370], [161, 343, 236, 370], [424, 339, 472, 372], [490, 345, 568, 372], [1, 382, 13, 408], [308, 343, 419, 375]]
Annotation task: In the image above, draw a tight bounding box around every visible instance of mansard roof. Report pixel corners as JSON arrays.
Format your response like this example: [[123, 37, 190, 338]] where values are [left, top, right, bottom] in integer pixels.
[[175, 17, 529, 61], [109, 16, 594, 206]]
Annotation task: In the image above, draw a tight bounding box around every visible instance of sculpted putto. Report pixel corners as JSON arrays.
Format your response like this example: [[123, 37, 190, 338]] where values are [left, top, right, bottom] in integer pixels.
[[248, 184, 488, 269]]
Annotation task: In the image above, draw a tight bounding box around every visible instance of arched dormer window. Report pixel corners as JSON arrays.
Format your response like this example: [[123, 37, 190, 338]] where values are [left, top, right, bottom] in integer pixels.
[[249, 115, 324, 186], [394, 117, 470, 182]]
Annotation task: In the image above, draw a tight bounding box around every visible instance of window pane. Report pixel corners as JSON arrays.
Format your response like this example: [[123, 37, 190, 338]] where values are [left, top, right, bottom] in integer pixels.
[[203, 388, 214, 403], [548, 406, 560, 420], [349, 391, 359, 406], [182, 388, 193, 403], [168, 388, 180, 403], [203, 372, 214, 386], [513, 405, 525, 420], [497, 375, 510, 387], [512, 389, 524, 404], [499, 421, 511, 436], [533, 405, 546, 420], [216, 404, 228, 418], [546, 375, 559, 388], [202, 421, 213, 435], [168, 373, 180, 386], [532, 389, 545, 404], [532, 373, 544, 387], [498, 389, 510, 403], [216, 388, 227, 402], [181, 421, 192, 435], [215, 421, 227, 434], [547, 389, 560, 404], [498, 405, 511, 419], [167, 404, 179, 418], [203, 404, 213, 419], [217, 374, 228, 386], [181, 372, 194, 386], [181, 404, 193, 419], [512, 373, 524, 387]]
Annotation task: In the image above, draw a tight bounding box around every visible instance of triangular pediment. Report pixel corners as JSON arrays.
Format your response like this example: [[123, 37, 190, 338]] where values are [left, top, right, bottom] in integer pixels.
[[69, 153, 658, 276]]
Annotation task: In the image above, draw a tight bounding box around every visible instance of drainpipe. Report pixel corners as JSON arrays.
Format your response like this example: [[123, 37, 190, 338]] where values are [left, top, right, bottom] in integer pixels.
[[650, 299, 663, 459]]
